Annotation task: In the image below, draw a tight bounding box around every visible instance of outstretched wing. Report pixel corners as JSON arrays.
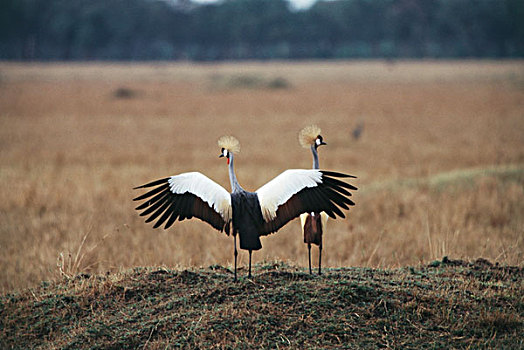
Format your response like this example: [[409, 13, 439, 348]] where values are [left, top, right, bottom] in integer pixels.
[[133, 172, 231, 234], [256, 169, 356, 235]]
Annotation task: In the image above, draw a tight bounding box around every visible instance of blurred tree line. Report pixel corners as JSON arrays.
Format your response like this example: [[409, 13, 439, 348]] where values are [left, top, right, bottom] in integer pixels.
[[1, 0, 522, 61]]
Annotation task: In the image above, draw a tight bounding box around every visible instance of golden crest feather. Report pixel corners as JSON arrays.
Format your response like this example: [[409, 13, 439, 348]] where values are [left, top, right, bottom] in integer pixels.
[[218, 136, 241, 153], [299, 125, 321, 148]]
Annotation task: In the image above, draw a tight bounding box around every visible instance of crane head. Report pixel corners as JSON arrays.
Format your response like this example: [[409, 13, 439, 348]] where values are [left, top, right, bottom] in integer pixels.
[[299, 125, 326, 149], [315, 135, 326, 149], [218, 135, 240, 164]]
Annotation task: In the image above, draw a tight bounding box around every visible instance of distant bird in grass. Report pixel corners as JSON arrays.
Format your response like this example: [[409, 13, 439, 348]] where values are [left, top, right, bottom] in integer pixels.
[[134, 136, 357, 280], [352, 121, 364, 140], [299, 125, 345, 275]]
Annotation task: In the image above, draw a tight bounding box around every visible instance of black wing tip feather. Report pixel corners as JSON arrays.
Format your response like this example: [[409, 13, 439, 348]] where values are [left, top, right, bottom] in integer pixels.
[[323, 176, 358, 192], [321, 170, 357, 179], [133, 177, 171, 190], [321, 171, 358, 192]]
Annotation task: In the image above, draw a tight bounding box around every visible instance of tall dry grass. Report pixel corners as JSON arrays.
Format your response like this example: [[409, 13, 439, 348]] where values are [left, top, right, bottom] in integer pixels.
[[0, 61, 523, 291]]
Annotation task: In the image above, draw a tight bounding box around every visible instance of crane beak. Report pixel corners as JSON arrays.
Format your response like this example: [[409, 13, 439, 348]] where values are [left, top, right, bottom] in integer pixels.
[[316, 141, 326, 149], [219, 153, 230, 164]]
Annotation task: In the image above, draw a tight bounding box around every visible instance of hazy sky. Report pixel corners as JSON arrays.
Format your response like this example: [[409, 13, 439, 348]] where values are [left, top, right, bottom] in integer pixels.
[[191, 0, 317, 10]]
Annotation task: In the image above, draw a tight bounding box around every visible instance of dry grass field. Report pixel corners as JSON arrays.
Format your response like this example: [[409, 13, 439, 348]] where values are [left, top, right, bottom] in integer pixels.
[[0, 60, 523, 292]]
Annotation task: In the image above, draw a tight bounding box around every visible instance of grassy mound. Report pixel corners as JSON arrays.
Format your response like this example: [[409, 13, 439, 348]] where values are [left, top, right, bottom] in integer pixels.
[[1, 259, 522, 349]]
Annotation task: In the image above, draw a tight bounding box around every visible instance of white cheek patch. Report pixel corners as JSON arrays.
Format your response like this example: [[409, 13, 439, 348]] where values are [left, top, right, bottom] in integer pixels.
[[315, 138, 321, 146], [223, 149, 228, 157]]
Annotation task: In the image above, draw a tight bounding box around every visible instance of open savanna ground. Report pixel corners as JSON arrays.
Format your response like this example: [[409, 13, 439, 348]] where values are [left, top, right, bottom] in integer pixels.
[[1, 260, 522, 349], [0, 61, 523, 294]]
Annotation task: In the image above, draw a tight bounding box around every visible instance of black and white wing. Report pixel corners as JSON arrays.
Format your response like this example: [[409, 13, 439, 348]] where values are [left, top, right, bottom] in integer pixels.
[[256, 169, 356, 235], [133, 172, 231, 234]]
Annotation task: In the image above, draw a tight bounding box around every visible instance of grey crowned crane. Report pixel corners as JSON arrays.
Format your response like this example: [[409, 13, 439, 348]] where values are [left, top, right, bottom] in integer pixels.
[[298, 125, 332, 275], [133, 136, 357, 280]]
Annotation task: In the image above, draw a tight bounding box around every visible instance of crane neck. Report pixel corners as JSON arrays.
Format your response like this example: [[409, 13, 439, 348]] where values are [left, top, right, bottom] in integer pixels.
[[311, 145, 320, 169], [228, 153, 243, 192]]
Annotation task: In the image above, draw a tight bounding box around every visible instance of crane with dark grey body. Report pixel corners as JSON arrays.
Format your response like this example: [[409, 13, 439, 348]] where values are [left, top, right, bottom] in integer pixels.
[[299, 125, 348, 275], [304, 134, 327, 274], [134, 136, 357, 280]]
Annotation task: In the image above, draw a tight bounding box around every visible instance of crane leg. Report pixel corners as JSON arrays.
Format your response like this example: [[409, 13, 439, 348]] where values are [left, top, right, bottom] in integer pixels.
[[248, 250, 252, 278], [318, 243, 322, 275], [308, 243, 312, 274], [233, 235, 238, 281]]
